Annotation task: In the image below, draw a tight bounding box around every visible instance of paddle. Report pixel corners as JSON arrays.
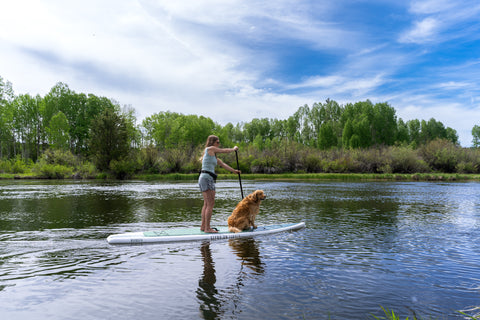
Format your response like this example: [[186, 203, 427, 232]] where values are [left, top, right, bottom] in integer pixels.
[[235, 150, 244, 199]]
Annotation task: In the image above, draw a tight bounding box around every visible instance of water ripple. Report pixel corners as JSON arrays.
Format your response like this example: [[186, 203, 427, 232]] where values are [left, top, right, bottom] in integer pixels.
[[1, 180, 480, 319]]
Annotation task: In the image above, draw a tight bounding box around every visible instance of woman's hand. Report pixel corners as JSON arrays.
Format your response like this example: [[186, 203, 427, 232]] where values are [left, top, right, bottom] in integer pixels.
[[233, 146, 239, 151]]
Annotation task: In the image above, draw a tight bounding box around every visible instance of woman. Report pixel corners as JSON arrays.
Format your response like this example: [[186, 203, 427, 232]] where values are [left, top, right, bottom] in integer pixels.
[[199, 135, 240, 233]]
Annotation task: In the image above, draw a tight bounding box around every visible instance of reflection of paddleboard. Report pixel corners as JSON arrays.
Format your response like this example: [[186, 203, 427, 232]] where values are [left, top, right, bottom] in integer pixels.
[[107, 222, 305, 244]]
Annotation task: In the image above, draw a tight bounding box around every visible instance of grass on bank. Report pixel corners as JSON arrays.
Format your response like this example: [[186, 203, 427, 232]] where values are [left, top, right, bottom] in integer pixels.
[[134, 172, 480, 181], [2, 172, 480, 181]]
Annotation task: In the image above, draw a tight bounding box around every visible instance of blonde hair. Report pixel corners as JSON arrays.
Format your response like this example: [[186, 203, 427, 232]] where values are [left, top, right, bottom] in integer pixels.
[[205, 135, 219, 147], [200, 135, 219, 161]]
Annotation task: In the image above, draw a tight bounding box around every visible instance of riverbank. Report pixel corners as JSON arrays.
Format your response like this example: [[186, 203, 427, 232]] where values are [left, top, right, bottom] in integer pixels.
[[138, 172, 480, 181], [4, 172, 478, 181]]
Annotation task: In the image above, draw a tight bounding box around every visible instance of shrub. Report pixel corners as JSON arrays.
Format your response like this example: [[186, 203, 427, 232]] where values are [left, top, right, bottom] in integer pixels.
[[304, 153, 322, 172], [12, 156, 32, 173], [456, 148, 480, 173], [0, 156, 32, 174], [110, 157, 141, 179], [160, 148, 189, 173], [351, 148, 385, 173], [0, 158, 11, 173], [251, 154, 282, 173], [75, 162, 97, 179], [388, 146, 430, 173], [140, 146, 163, 173], [420, 139, 459, 173], [41, 149, 77, 167], [456, 161, 476, 173], [33, 160, 73, 179]]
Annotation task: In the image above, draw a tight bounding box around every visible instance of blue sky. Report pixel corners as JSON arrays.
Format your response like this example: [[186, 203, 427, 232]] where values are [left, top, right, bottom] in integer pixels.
[[1, 0, 480, 146]]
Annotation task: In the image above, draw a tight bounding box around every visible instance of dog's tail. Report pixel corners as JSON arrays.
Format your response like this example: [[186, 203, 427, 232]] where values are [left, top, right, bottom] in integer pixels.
[[228, 226, 242, 233]]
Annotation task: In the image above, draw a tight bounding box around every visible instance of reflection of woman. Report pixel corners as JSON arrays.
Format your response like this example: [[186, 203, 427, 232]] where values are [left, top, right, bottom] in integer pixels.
[[196, 239, 264, 319], [197, 242, 220, 319], [198, 135, 240, 233]]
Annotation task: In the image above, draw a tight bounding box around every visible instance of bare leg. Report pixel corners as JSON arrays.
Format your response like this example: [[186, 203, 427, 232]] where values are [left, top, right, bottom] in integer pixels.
[[201, 190, 217, 233]]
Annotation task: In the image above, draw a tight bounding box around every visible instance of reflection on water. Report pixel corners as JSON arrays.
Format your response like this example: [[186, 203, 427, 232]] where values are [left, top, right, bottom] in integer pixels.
[[198, 242, 220, 319], [197, 239, 265, 320], [1, 180, 480, 319], [229, 239, 264, 275]]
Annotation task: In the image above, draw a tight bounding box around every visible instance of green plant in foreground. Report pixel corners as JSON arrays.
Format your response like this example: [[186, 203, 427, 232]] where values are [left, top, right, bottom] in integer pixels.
[[458, 310, 480, 319], [371, 306, 415, 320], [371, 306, 480, 320]]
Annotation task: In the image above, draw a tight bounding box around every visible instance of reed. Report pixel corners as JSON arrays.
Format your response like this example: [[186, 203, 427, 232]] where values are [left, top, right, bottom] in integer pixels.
[[371, 306, 480, 320]]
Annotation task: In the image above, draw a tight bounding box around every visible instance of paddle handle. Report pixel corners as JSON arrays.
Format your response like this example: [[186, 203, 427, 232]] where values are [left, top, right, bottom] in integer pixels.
[[235, 150, 244, 199]]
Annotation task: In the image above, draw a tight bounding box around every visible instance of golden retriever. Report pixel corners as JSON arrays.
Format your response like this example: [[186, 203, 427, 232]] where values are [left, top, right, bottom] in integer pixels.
[[228, 190, 266, 233]]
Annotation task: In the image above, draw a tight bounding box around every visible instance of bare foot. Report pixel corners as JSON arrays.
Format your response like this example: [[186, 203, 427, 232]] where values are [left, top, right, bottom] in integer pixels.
[[204, 228, 218, 233]]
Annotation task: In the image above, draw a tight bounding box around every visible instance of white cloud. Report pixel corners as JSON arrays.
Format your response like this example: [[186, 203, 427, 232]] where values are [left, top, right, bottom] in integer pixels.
[[399, 17, 439, 43], [409, 0, 455, 14], [0, 0, 352, 121], [1, 0, 479, 147], [400, 0, 480, 44]]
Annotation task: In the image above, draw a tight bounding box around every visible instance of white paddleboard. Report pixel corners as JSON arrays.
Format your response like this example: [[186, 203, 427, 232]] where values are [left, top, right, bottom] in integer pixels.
[[107, 222, 305, 244]]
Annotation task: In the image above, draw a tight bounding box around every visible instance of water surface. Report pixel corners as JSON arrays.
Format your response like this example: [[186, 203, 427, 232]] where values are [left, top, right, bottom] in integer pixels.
[[1, 180, 479, 319]]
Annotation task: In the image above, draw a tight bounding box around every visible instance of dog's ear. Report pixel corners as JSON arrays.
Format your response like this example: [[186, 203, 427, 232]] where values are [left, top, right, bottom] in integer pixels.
[[254, 190, 263, 202], [246, 192, 256, 202]]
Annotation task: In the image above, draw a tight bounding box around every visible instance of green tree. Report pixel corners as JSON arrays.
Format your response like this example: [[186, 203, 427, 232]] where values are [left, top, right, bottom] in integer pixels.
[[43, 82, 77, 152], [11, 94, 43, 161], [121, 104, 141, 149], [341, 100, 374, 148], [0, 76, 15, 158], [89, 107, 130, 171], [407, 119, 421, 147], [342, 119, 354, 148], [309, 99, 343, 148], [270, 119, 287, 142], [142, 111, 215, 150], [372, 102, 397, 145], [419, 118, 458, 145], [472, 125, 480, 148], [445, 127, 459, 145], [294, 104, 314, 145], [47, 111, 70, 151], [0, 76, 15, 104], [285, 116, 298, 141], [43, 83, 114, 155], [396, 119, 409, 145], [142, 111, 181, 148], [243, 118, 272, 146], [318, 121, 338, 150]]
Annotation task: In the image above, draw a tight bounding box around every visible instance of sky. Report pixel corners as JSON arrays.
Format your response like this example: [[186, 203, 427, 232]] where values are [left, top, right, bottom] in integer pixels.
[[1, 0, 480, 146]]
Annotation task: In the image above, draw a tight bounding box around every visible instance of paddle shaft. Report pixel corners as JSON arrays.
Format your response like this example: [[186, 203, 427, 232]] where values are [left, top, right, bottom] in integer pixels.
[[235, 150, 244, 199]]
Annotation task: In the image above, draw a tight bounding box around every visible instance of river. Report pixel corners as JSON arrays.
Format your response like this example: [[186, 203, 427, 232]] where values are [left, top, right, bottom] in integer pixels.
[[1, 179, 479, 319]]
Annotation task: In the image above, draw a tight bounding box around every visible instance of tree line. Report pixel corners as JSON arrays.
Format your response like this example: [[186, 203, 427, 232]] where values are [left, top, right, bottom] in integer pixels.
[[1, 76, 479, 178]]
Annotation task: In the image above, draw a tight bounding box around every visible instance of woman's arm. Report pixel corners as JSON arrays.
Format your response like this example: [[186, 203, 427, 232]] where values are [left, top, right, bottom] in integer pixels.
[[207, 145, 238, 156], [217, 158, 241, 174]]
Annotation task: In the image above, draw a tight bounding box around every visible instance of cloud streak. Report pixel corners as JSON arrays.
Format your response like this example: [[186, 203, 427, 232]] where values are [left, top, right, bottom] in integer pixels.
[[0, 0, 480, 146]]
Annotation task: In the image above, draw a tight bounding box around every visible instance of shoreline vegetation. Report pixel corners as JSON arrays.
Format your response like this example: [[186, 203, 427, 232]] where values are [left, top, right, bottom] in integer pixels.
[[1, 138, 479, 181], [2, 172, 480, 182], [1, 78, 480, 181]]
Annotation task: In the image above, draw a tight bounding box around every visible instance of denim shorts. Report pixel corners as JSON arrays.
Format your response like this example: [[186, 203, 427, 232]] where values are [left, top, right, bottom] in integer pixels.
[[199, 174, 215, 192]]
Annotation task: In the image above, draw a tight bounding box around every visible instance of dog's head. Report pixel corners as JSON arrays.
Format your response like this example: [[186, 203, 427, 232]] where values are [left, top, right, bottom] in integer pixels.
[[247, 190, 266, 203]]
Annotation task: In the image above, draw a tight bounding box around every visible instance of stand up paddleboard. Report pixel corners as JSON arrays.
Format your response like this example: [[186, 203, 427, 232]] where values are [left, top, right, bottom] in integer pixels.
[[107, 222, 305, 244]]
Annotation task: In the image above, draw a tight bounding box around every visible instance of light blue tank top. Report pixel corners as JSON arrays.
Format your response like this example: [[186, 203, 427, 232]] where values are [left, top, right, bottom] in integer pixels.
[[201, 148, 217, 174]]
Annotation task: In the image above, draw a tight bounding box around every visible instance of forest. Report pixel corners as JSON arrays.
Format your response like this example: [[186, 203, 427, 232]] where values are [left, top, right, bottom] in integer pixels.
[[1, 75, 480, 179]]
